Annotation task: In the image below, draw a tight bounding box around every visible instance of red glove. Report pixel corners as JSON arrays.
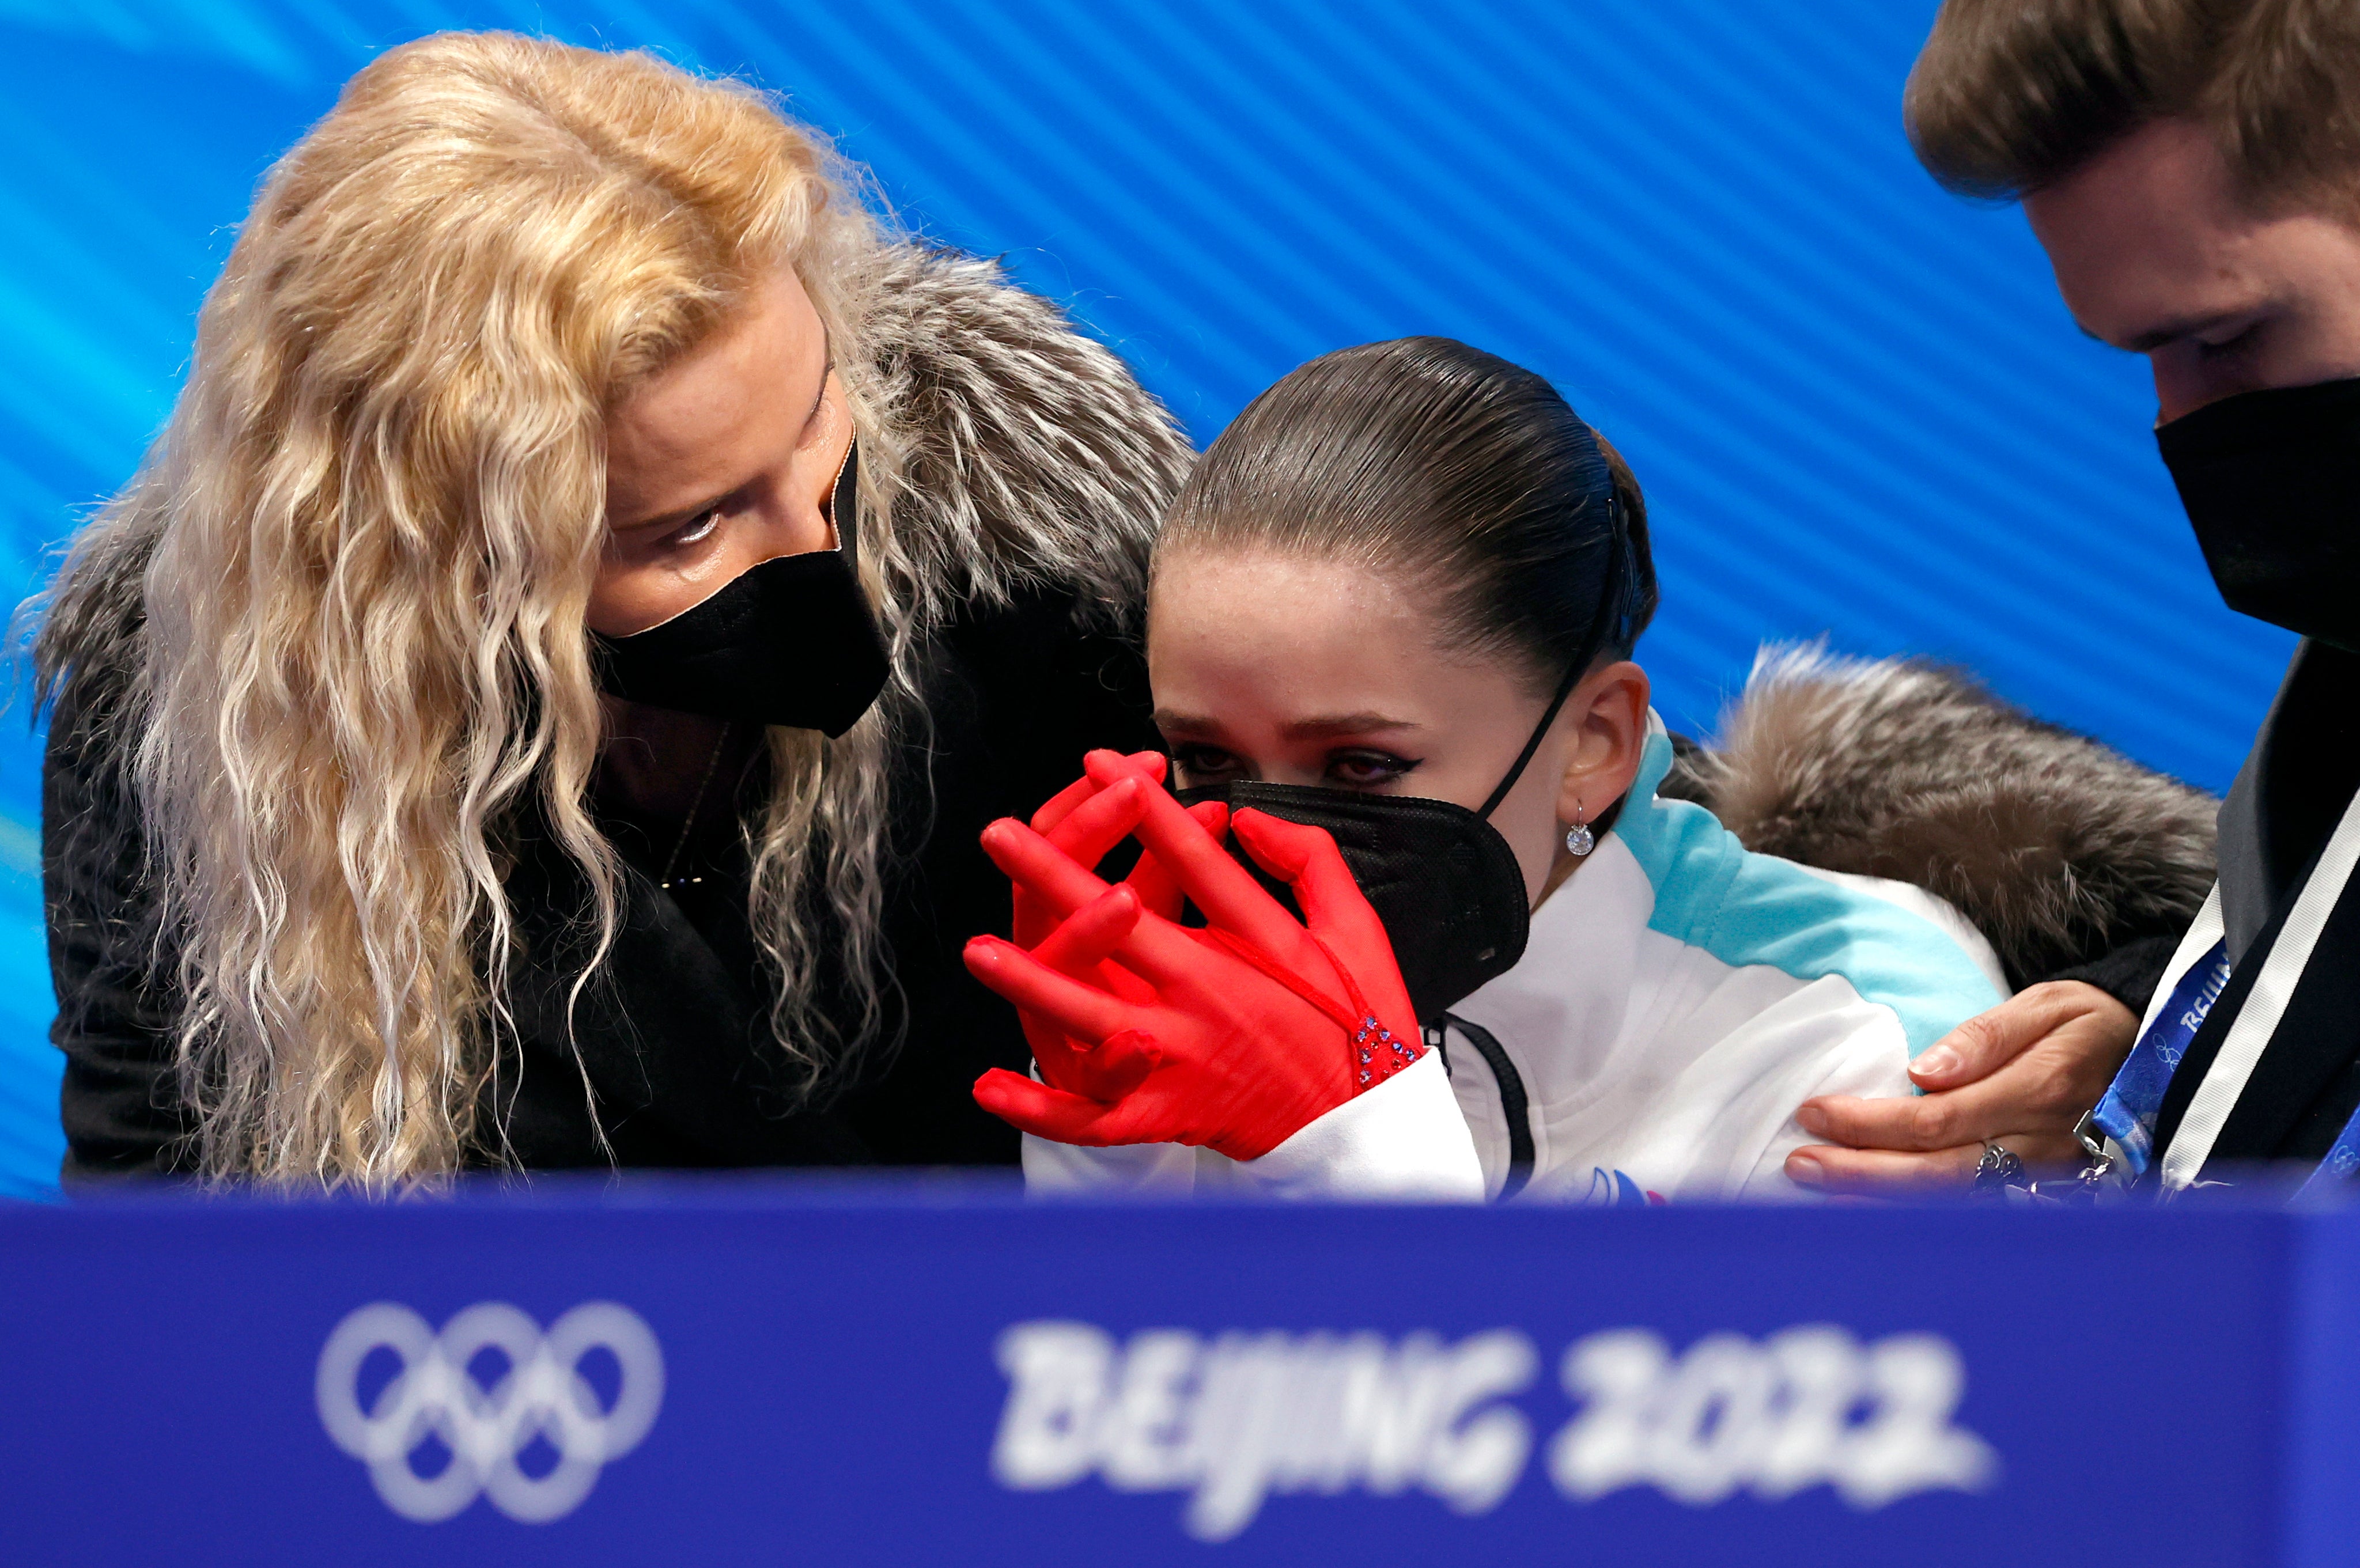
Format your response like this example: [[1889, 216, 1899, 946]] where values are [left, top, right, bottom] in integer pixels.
[[1002, 751, 1230, 1094], [1016, 751, 1227, 936], [1031, 749, 1417, 1051], [965, 771, 1424, 1161], [1012, 750, 1167, 954]]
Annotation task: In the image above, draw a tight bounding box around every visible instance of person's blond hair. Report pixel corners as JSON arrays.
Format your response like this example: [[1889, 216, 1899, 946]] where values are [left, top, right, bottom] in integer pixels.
[[1908, 0, 2360, 213], [36, 32, 924, 1183]]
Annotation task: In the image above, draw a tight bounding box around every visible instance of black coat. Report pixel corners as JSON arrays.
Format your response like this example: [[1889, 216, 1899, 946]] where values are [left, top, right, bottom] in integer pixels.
[[2150, 639, 2360, 1167], [47, 585, 1158, 1177]]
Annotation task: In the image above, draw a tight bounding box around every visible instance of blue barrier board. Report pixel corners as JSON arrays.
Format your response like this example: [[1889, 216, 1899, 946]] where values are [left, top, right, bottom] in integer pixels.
[[3, 1181, 2356, 1566]]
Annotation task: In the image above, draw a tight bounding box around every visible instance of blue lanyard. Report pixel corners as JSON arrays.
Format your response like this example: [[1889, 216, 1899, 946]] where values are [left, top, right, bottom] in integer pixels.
[[2296, 1098, 2360, 1200], [2088, 935, 2360, 1194], [2085, 940, 2230, 1179]]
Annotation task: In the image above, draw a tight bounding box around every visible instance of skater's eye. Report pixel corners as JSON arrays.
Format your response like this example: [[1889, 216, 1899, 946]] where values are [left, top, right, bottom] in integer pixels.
[[1170, 743, 1243, 783], [1326, 749, 1421, 788]]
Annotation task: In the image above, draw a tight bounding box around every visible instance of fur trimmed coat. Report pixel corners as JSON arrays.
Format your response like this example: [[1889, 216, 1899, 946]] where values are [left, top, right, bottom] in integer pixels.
[[41, 244, 1193, 1177], [1662, 645, 2218, 994]]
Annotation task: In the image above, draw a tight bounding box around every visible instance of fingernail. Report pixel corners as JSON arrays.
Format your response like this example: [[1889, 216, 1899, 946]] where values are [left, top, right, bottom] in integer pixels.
[[1914, 1046, 1961, 1079], [1785, 1153, 1824, 1185], [1795, 1104, 1829, 1137]]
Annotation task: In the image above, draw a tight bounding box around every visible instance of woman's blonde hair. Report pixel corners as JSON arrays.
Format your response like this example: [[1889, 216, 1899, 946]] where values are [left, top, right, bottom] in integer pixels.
[[37, 32, 921, 1184]]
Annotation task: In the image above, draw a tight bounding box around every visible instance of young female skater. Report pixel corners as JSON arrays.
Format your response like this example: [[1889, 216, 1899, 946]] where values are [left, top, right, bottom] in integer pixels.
[[961, 338, 2009, 1201]]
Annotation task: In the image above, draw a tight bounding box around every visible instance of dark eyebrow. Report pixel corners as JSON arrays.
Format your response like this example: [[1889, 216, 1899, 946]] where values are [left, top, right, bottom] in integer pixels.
[[1152, 709, 1219, 736], [1280, 713, 1422, 741], [1155, 709, 1421, 740]]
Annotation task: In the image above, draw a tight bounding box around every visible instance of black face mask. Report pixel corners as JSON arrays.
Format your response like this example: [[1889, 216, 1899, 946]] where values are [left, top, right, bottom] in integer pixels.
[[593, 444, 890, 737], [1173, 502, 1633, 1024], [1174, 778, 1533, 1025], [2156, 377, 2360, 652]]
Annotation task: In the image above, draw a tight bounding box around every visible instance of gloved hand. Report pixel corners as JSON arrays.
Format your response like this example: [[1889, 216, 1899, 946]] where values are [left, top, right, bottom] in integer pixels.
[[1003, 751, 1230, 1094], [1011, 750, 1164, 954], [965, 767, 1424, 1160], [1016, 750, 1235, 930]]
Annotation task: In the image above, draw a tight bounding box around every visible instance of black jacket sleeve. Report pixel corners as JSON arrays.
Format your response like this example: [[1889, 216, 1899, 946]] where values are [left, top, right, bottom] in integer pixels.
[[2033, 931, 2183, 1018], [43, 675, 190, 1177]]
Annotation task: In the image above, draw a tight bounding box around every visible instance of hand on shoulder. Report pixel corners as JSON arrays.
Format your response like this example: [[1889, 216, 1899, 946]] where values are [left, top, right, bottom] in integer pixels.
[[1783, 980, 2137, 1192]]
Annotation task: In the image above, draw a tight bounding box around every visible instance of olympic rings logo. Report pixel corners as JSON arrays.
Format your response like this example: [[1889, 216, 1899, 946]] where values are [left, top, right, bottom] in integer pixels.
[[315, 1301, 665, 1523]]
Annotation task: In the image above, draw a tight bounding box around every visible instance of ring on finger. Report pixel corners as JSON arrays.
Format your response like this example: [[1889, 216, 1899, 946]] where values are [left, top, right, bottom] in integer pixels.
[[1972, 1138, 2028, 1195]]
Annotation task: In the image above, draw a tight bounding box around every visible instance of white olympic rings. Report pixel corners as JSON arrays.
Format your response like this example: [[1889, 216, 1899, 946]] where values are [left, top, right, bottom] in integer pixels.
[[315, 1301, 664, 1523]]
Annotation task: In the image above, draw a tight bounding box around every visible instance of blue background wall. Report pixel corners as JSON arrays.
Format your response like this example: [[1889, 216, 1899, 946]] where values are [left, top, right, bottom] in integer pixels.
[[0, 1, 2297, 1194]]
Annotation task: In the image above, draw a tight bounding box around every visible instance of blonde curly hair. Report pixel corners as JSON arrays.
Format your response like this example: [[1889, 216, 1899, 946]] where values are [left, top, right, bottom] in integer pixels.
[[37, 32, 921, 1184]]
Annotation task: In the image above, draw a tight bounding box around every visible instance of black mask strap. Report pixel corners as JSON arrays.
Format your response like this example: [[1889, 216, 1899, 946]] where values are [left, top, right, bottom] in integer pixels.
[[1474, 500, 1630, 822], [827, 439, 860, 568]]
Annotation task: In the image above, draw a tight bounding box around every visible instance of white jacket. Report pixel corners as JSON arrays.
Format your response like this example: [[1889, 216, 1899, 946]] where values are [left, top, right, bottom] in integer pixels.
[[1023, 721, 2009, 1203]]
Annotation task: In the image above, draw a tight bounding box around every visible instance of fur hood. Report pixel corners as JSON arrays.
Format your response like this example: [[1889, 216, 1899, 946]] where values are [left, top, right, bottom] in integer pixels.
[[1662, 645, 2220, 989], [36, 241, 1194, 702]]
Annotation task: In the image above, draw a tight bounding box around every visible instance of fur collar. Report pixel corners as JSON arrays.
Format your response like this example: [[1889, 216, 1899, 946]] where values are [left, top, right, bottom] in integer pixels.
[[1662, 645, 2219, 988], [859, 245, 1190, 637]]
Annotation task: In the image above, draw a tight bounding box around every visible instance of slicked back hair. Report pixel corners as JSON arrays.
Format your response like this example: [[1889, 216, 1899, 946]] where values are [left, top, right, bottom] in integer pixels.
[[1158, 337, 1656, 696], [1907, 0, 2360, 211]]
